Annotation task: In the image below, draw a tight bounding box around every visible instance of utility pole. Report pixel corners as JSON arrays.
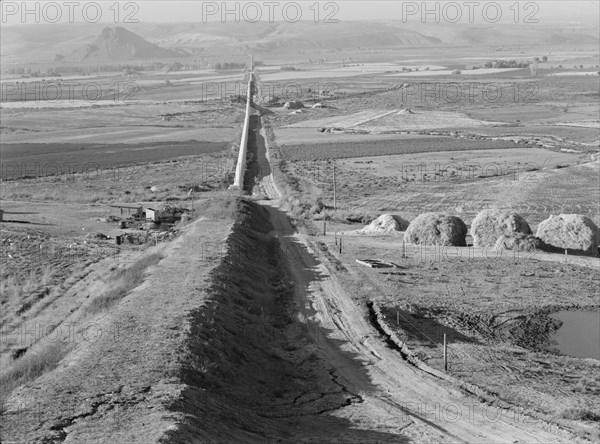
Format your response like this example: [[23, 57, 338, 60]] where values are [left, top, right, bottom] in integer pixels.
[[333, 163, 337, 211]]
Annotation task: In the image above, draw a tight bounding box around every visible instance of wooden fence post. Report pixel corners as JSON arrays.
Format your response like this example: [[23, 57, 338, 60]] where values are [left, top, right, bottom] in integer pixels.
[[443, 334, 448, 371]]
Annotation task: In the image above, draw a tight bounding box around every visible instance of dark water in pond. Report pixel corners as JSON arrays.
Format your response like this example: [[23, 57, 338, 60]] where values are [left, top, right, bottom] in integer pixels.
[[547, 310, 600, 360]]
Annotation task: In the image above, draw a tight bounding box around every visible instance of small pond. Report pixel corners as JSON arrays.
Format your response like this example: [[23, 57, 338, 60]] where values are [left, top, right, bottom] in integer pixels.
[[547, 310, 600, 360]]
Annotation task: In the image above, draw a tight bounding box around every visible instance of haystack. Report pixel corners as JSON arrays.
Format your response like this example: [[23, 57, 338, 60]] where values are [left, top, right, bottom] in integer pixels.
[[360, 214, 409, 235], [283, 101, 304, 110], [309, 199, 325, 216], [404, 213, 467, 246], [495, 233, 546, 253], [471, 209, 532, 246], [536, 214, 600, 257]]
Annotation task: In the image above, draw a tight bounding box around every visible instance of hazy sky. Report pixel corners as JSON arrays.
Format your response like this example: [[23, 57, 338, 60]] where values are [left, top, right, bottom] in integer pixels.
[[1, 1, 599, 26]]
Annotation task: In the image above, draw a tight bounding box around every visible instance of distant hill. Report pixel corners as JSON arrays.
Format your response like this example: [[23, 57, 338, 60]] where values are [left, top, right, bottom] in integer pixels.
[[1, 21, 598, 64], [69, 26, 186, 61], [143, 22, 442, 53]]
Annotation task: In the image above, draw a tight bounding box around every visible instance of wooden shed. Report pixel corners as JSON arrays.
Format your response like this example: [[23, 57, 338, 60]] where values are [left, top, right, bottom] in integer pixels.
[[145, 208, 159, 222], [110, 203, 143, 219]]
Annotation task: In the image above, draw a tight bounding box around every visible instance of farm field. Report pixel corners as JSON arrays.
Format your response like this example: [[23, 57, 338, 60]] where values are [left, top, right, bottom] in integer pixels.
[[0, 97, 244, 180], [323, 75, 600, 113], [284, 109, 502, 131], [384, 67, 525, 76], [465, 103, 599, 126], [335, 148, 587, 180], [272, 126, 420, 146], [279, 136, 524, 161], [288, 157, 599, 228], [0, 141, 229, 180], [1, 102, 243, 138], [466, 125, 600, 144], [273, 122, 599, 149], [0, 151, 235, 202]]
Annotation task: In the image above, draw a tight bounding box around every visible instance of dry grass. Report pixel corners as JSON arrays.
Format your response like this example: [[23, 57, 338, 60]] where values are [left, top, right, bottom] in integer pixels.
[[0, 342, 69, 412], [0, 265, 56, 306], [0, 275, 23, 303], [201, 195, 239, 221], [85, 252, 163, 315], [558, 404, 600, 422]]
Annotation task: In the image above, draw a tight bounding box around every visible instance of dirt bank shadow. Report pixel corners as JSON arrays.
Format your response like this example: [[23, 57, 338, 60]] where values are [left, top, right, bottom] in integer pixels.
[[165, 200, 418, 443]]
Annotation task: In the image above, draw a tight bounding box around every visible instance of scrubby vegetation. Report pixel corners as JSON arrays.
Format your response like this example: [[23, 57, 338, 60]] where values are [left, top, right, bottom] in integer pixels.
[[85, 252, 163, 314]]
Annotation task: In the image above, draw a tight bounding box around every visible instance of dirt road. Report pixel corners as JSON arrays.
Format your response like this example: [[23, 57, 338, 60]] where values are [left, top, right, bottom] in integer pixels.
[[256, 120, 584, 443]]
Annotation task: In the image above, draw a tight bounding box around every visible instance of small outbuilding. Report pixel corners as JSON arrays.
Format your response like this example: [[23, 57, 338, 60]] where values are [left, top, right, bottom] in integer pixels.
[[145, 207, 159, 222], [110, 203, 143, 219]]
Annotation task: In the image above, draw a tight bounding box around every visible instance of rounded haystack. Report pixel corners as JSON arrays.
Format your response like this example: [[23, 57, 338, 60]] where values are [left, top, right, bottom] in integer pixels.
[[309, 199, 325, 217], [471, 209, 532, 247], [404, 213, 467, 246], [495, 233, 546, 253], [536, 214, 600, 257], [283, 100, 304, 110], [360, 214, 409, 235]]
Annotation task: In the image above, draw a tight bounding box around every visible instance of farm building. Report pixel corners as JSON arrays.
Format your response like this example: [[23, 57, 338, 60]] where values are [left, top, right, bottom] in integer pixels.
[[110, 203, 143, 219], [145, 208, 159, 222]]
